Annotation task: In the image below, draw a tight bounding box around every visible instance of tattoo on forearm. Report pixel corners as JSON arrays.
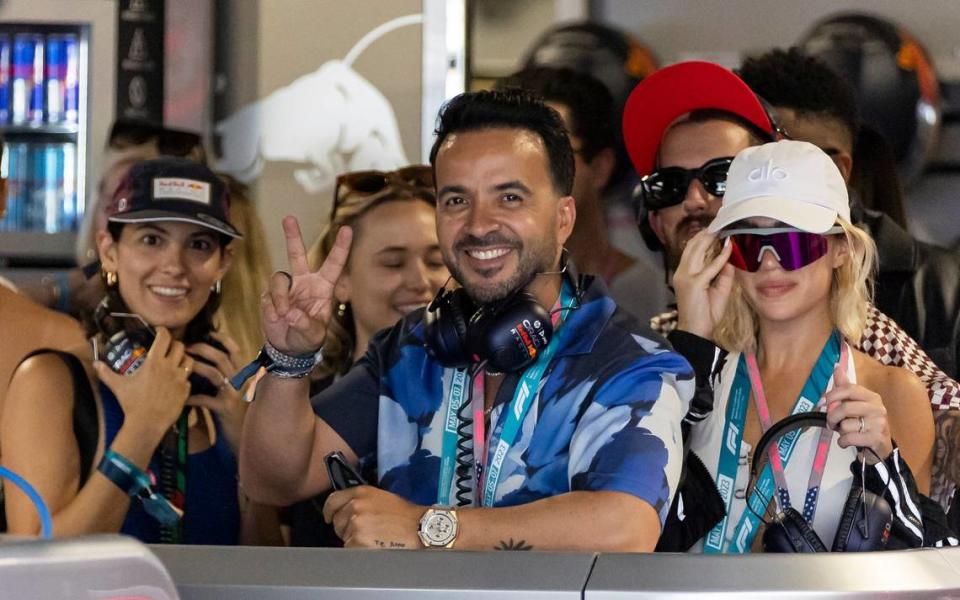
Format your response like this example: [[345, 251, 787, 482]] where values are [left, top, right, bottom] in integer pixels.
[[494, 538, 533, 551], [932, 411, 960, 506], [374, 539, 407, 549]]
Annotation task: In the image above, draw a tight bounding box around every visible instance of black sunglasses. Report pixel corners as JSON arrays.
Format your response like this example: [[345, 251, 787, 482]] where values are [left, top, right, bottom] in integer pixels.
[[108, 119, 206, 160], [637, 156, 734, 211]]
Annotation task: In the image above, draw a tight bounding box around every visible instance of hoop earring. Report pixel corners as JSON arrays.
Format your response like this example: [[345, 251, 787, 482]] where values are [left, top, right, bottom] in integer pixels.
[[212, 280, 222, 294], [337, 302, 347, 318], [105, 271, 118, 287]]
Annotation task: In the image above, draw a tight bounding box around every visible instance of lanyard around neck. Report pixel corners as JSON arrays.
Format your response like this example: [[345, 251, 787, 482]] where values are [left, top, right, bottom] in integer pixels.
[[436, 281, 574, 506], [159, 410, 189, 543], [704, 330, 844, 553], [746, 337, 848, 521]]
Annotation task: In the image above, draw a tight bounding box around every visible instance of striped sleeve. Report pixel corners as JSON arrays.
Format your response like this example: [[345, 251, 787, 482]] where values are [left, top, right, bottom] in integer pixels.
[[853, 446, 957, 549], [666, 330, 727, 426]]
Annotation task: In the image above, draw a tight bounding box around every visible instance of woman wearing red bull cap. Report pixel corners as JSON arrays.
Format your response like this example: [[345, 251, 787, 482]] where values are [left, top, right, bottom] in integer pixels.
[[662, 140, 950, 552], [1, 158, 258, 544]]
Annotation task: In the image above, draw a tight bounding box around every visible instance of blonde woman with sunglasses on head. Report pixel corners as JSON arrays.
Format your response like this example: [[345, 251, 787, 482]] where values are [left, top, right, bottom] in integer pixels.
[[283, 165, 449, 546], [658, 140, 952, 552]]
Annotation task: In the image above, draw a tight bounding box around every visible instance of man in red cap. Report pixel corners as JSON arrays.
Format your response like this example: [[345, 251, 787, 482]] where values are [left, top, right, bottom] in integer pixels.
[[624, 62, 777, 278]]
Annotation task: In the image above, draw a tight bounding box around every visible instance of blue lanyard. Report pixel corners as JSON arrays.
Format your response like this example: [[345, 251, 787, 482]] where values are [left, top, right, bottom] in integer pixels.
[[436, 281, 574, 506], [704, 331, 841, 554]]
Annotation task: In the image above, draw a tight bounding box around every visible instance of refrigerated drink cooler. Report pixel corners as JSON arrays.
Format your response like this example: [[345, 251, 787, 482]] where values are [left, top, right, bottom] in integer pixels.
[[0, 22, 87, 265]]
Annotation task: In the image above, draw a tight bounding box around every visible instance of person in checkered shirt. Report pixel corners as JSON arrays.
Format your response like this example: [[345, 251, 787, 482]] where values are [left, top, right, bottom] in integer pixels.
[[621, 59, 960, 515]]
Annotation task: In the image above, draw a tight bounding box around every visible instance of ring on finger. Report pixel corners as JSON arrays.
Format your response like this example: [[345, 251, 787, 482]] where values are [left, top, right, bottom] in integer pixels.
[[274, 270, 294, 291], [857, 416, 866, 434]]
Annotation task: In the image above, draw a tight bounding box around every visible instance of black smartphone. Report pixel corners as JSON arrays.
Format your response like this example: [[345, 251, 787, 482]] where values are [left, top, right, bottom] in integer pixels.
[[325, 451, 366, 490]]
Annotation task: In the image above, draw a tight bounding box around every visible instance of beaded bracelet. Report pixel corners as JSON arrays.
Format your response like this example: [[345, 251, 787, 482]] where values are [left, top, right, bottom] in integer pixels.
[[229, 342, 323, 390], [263, 342, 323, 377]]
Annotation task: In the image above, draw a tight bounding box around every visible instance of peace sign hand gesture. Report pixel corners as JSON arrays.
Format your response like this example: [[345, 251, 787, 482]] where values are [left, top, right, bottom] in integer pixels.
[[261, 216, 353, 355]]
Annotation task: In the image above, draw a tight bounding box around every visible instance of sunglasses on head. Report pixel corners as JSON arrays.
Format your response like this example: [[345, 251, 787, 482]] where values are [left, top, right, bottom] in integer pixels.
[[721, 226, 844, 272], [333, 166, 435, 216], [638, 156, 733, 211], [108, 119, 206, 160]]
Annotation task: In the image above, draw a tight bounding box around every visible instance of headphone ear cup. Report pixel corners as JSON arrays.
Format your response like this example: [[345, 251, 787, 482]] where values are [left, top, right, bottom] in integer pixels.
[[831, 487, 861, 552], [832, 488, 893, 552], [637, 204, 664, 252], [103, 328, 154, 375], [423, 289, 475, 368], [470, 292, 553, 374]]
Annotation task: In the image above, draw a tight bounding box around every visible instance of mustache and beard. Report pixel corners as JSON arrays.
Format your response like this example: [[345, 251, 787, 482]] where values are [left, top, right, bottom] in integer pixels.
[[444, 231, 556, 304], [666, 214, 714, 271]]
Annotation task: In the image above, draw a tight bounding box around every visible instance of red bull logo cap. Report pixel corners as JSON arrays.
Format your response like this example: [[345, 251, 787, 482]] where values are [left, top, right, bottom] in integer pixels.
[[108, 157, 242, 239]]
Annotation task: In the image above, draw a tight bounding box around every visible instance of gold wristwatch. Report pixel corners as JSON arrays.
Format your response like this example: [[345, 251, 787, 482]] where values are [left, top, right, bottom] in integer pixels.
[[418, 506, 459, 548]]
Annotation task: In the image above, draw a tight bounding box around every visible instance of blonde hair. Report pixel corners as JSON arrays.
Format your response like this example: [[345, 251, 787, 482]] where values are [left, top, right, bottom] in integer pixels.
[[215, 176, 273, 364], [714, 218, 877, 353], [307, 189, 433, 379]]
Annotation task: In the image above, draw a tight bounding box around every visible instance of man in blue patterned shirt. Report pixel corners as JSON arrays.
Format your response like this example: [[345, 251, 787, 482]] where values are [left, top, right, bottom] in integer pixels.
[[241, 89, 693, 552]]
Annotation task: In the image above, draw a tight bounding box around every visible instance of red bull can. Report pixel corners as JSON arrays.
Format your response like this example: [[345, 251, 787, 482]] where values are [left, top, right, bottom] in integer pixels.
[[28, 143, 47, 230], [62, 143, 78, 230], [12, 34, 44, 125], [3, 142, 30, 230], [42, 144, 61, 232], [0, 35, 11, 124], [41, 143, 77, 232], [45, 34, 79, 124]]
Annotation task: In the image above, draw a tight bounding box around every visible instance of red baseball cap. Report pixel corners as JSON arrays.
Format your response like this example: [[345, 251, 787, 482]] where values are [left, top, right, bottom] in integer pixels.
[[622, 61, 776, 177]]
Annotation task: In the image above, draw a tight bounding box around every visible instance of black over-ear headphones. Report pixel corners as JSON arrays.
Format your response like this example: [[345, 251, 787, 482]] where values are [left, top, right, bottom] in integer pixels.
[[423, 270, 590, 374], [93, 301, 226, 397], [749, 412, 893, 553]]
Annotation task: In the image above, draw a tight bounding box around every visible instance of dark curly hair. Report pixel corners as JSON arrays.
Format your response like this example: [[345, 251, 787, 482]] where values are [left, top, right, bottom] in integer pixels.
[[737, 47, 859, 143], [429, 88, 574, 196]]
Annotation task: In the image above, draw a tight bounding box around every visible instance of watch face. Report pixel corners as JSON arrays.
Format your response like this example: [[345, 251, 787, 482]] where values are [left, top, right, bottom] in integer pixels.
[[424, 512, 455, 545]]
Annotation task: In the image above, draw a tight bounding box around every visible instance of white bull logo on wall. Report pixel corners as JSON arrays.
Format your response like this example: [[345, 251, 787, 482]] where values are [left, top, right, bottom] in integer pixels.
[[215, 15, 420, 194]]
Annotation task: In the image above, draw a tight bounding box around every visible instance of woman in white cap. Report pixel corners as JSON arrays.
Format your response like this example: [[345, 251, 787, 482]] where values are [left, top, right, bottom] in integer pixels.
[[664, 140, 941, 552], [1, 158, 255, 544]]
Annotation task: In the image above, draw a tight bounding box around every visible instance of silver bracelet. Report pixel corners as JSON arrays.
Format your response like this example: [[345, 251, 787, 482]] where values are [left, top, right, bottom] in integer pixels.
[[263, 342, 323, 379]]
